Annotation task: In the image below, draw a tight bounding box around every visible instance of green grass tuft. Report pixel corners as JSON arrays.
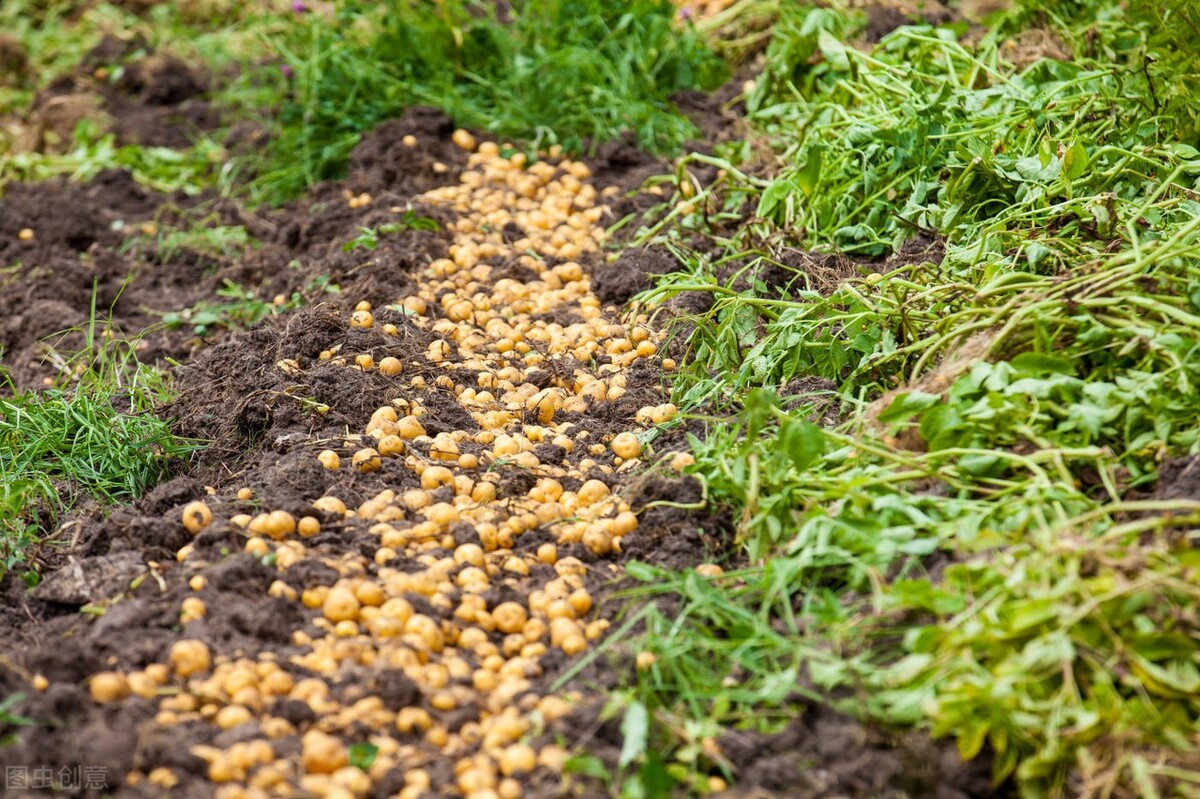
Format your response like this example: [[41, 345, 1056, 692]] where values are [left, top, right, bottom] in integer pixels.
[[0, 297, 195, 582]]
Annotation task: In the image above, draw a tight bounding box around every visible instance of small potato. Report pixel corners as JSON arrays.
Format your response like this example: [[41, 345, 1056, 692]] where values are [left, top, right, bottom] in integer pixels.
[[493, 602, 528, 635], [89, 671, 130, 703], [180, 597, 207, 623], [298, 516, 321, 537], [452, 129, 477, 151], [378, 434, 406, 458], [610, 432, 641, 460], [500, 744, 537, 776], [302, 730, 349, 775], [169, 639, 212, 678], [577, 479, 610, 506], [181, 501, 212, 534], [266, 509, 297, 539], [352, 448, 382, 473], [670, 452, 695, 472], [323, 586, 361, 623]]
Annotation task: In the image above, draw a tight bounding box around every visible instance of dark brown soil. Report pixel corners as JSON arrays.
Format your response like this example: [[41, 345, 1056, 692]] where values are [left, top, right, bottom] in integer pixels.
[[714, 703, 1002, 799], [674, 73, 750, 150], [0, 103, 472, 392], [1155, 454, 1200, 501], [863, 0, 958, 43], [542, 696, 1005, 799], [20, 38, 218, 153], [591, 246, 680, 307]]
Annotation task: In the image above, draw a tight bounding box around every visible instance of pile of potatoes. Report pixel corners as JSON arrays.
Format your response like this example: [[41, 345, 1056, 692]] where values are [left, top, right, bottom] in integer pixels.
[[64, 130, 712, 799]]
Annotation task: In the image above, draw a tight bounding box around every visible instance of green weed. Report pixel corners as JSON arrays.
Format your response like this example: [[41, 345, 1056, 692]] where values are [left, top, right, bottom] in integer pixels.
[[0, 1, 297, 199], [342, 210, 441, 253], [155, 279, 291, 337], [139, 221, 258, 264], [0, 121, 225, 195], [624, 1, 1200, 795], [151, 271, 341, 337]]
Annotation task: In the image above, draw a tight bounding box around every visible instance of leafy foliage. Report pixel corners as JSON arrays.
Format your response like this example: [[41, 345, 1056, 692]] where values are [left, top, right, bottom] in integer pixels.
[[625, 1, 1200, 795]]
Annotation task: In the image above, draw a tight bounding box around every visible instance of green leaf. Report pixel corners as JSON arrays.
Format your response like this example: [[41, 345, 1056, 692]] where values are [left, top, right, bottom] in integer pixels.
[[877, 391, 941, 425], [619, 700, 650, 769], [1063, 140, 1089, 180], [1025, 241, 1053, 267], [817, 28, 850, 71], [806, 657, 847, 689], [1000, 596, 1060, 634], [564, 754, 610, 780], [889, 580, 966, 614], [958, 452, 1001, 476], [757, 176, 801, 221], [622, 751, 676, 798], [190, 309, 222, 327], [1130, 632, 1197, 661], [795, 146, 824, 198], [919, 403, 964, 451], [1129, 654, 1200, 697], [958, 718, 990, 761], [1010, 352, 1075, 376], [777, 418, 827, 471], [625, 561, 662, 582], [348, 742, 378, 771], [1019, 630, 1075, 673]]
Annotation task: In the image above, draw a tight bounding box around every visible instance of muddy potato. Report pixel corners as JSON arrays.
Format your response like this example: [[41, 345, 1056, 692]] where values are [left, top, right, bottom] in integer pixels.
[[181, 501, 212, 534], [352, 447, 382, 473]]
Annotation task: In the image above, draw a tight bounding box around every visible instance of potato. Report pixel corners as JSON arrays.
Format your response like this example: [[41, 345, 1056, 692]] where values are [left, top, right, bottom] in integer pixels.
[[169, 640, 212, 678], [610, 432, 641, 460], [181, 501, 212, 534], [89, 671, 130, 703], [352, 447, 382, 473]]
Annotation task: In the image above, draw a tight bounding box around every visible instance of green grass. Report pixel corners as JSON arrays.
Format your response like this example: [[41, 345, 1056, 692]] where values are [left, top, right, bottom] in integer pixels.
[[0, 299, 195, 583], [0, 692, 33, 746], [252, 0, 727, 202], [616, 0, 1200, 795]]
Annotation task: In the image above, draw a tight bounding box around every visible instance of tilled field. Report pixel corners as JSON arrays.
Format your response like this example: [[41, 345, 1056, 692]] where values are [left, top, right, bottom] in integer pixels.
[[0, 104, 998, 799], [7, 0, 1200, 795]]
